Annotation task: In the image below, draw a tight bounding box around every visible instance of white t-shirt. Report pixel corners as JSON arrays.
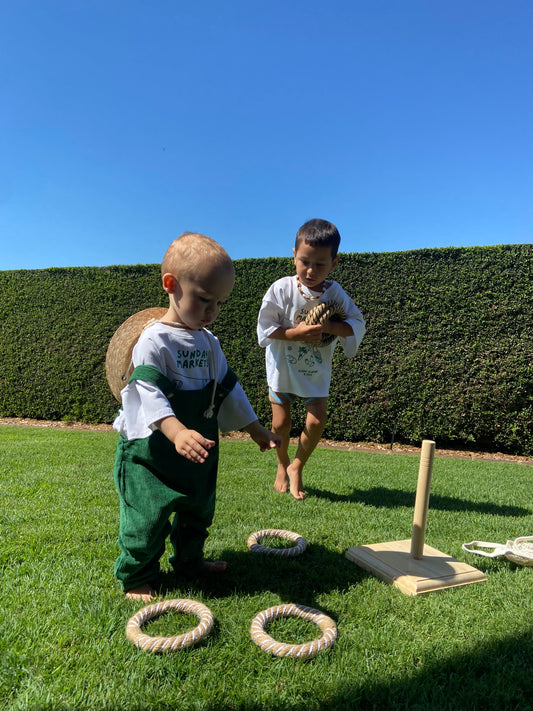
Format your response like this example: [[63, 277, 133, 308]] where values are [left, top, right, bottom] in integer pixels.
[[257, 276, 366, 398], [113, 322, 257, 440]]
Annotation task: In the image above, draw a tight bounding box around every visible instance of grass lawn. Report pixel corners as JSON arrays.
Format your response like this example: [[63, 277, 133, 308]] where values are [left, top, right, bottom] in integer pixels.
[[0, 425, 531, 710]]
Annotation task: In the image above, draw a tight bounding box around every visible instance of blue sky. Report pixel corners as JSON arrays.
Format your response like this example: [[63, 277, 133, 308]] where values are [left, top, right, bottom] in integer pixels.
[[1, 0, 532, 269]]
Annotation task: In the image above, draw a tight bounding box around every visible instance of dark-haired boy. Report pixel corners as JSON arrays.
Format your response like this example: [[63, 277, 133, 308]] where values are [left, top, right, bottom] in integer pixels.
[[257, 218, 366, 499]]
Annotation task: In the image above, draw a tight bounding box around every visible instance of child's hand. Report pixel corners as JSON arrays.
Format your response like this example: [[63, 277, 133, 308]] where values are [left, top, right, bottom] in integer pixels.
[[157, 415, 215, 463], [244, 420, 282, 452], [174, 429, 215, 463], [288, 321, 323, 343]]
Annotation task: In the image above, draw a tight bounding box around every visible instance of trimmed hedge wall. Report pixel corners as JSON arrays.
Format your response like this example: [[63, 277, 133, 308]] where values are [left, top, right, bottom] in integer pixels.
[[0, 245, 531, 455]]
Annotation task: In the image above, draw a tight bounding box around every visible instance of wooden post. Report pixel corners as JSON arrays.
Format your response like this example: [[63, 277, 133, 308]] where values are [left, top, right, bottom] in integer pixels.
[[410, 440, 435, 559], [345, 438, 487, 594]]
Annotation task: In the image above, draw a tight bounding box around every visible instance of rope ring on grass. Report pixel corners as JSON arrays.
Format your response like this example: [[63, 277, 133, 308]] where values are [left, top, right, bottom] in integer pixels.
[[126, 598, 214, 653], [247, 529, 307, 557], [250, 603, 337, 658], [305, 301, 346, 346]]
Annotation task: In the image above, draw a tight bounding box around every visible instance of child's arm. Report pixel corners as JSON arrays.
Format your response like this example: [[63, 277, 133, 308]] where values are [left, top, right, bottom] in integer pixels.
[[258, 279, 323, 346], [322, 282, 366, 354], [243, 420, 282, 451], [321, 319, 354, 338], [157, 415, 215, 464], [268, 322, 324, 344]]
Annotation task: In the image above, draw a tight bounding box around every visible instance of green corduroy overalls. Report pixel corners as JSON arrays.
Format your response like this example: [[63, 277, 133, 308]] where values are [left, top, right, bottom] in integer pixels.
[[113, 364, 237, 591]]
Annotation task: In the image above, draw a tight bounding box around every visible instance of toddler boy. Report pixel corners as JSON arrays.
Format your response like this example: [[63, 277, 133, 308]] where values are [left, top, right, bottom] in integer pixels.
[[114, 232, 280, 601]]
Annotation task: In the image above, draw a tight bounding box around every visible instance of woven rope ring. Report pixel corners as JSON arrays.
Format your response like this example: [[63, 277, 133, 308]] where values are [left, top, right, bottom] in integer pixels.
[[126, 598, 214, 653], [250, 604, 337, 658], [305, 301, 346, 346], [247, 529, 307, 557]]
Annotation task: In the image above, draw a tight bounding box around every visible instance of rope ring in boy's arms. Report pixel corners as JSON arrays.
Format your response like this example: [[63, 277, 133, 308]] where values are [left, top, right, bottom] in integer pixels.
[[106, 307, 167, 401], [250, 603, 337, 658], [126, 598, 214, 652], [247, 529, 307, 557], [305, 301, 346, 346]]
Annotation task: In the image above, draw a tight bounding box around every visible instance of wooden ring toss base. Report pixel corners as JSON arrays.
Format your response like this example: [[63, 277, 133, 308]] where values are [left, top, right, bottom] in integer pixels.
[[250, 604, 337, 658], [305, 301, 346, 346], [346, 440, 487, 595], [126, 599, 214, 652], [247, 529, 307, 557]]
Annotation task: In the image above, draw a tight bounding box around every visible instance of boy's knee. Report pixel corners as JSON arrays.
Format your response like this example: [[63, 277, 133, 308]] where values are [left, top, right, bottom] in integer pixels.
[[271, 405, 291, 433], [273, 420, 291, 437], [306, 399, 327, 424], [307, 411, 326, 429]]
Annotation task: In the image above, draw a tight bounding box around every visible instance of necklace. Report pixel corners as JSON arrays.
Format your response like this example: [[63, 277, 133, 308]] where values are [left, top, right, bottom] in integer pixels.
[[158, 320, 188, 328], [296, 276, 327, 301]]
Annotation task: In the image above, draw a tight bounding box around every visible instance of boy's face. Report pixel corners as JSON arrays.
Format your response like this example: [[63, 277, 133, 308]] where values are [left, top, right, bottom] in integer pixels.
[[163, 267, 234, 330], [293, 242, 339, 290]]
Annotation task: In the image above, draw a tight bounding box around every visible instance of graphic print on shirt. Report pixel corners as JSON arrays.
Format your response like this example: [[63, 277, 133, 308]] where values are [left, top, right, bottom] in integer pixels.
[[285, 307, 323, 376], [172, 344, 212, 389], [286, 343, 323, 376], [175, 348, 209, 369]]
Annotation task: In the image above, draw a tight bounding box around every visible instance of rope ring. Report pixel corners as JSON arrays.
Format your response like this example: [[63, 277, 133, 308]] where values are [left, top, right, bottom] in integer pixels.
[[126, 598, 214, 653], [247, 529, 307, 557], [305, 301, 346, 346], [250, 603, 337, 658]]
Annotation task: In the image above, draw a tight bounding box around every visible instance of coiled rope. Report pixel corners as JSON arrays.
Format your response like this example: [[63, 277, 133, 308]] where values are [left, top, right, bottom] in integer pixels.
[[305, 301, 346, 346], [126, 598, 214, 653], [247, 529, 307, 557], [250, 603, 337, 658]]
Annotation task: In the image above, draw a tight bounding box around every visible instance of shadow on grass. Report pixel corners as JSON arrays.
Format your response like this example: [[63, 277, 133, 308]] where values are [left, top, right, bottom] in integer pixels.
[[222, 630, 532, 710], [159, 542, 364, 613], [306, 485, 531, 517], [311, 629, 533, 711], [153, 544, 532, 711], [121, 626, 532, 711]]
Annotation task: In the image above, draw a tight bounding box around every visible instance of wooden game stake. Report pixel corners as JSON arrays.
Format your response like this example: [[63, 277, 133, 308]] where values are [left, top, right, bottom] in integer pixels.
[[345, 440, 487, 595], [410, 439, 434, 559]]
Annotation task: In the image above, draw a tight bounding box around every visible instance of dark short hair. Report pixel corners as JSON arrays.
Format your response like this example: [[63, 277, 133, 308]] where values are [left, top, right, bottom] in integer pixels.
[[295, 218, 341, 258]]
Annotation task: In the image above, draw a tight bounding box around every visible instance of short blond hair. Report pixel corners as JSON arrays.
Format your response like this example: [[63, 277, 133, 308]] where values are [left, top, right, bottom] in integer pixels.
[[161, 232, 234, 280]]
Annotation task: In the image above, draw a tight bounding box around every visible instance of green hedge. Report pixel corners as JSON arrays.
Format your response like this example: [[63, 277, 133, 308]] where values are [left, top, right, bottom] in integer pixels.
[[0, 245, 531, 455]]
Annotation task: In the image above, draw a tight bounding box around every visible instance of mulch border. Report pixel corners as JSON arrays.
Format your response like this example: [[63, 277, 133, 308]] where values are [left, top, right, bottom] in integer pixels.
[[0, 417, 531, 465]]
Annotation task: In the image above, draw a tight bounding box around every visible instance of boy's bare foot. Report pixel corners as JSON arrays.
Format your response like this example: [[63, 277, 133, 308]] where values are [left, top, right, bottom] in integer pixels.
[[274, 465, 289, 493], [125, 584, 157, 603], [287, 463, 306, 500], [200, 560, 227, 574]]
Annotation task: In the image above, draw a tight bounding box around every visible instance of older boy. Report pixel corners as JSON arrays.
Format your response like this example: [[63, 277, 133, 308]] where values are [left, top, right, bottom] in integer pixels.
[[257, 218, 365, 500], [114, 232, 280, 602]]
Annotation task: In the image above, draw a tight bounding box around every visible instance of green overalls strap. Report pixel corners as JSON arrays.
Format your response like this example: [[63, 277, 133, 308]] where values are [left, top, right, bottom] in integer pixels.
[[113, 364, 238, 590]]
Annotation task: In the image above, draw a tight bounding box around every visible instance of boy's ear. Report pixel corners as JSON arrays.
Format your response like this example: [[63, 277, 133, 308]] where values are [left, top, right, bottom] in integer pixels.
[[162, 273, 176, 294], [332, 256, 339, 270]]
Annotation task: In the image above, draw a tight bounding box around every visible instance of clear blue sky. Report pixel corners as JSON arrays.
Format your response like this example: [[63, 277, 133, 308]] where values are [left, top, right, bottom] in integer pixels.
[[1, 0, 532, 270]]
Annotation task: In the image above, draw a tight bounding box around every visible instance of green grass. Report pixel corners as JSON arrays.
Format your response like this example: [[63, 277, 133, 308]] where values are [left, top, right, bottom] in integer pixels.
[[0, 425, 531, 711]]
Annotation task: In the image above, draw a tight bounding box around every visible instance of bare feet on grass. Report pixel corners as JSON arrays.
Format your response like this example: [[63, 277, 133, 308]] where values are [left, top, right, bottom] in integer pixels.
[[125, 584, 157, 603], [274, 464, 289, 494], [287, 463, 306, 500], [274, 463, 306, 499]]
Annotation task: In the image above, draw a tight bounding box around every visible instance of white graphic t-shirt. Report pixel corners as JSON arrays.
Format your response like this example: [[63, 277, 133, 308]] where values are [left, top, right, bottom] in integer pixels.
[[114, 322, 256, 440], [257, 276, 366, 398]]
